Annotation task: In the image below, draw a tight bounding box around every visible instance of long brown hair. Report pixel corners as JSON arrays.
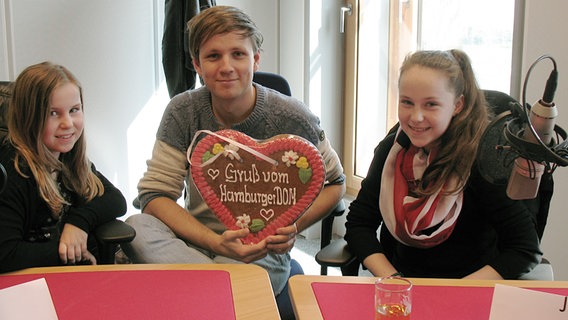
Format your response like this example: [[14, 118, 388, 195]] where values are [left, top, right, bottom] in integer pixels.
[[8, 62, 103, 215], [399, 50, 489, 195]]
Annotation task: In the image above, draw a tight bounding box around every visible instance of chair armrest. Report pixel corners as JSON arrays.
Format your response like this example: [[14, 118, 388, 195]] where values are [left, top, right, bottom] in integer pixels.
[[315, 238, 356, 267], [518, 257, 554, 280], [0, 163, 6, 195], [95, 219, 136, 244], [320, 200, 346, 247]]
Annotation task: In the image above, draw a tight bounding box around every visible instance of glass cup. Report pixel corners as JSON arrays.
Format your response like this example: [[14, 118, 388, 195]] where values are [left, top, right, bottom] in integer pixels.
[[375, 276, 413, 319]]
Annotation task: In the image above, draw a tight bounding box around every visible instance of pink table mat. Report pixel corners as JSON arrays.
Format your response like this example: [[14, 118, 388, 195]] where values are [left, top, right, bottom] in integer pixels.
[[312, 282, 568, 320], [0, 270, 235, 320]]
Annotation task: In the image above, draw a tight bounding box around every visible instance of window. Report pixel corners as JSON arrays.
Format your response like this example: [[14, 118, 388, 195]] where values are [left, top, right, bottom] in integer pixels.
[[343, 0, 519, 195]]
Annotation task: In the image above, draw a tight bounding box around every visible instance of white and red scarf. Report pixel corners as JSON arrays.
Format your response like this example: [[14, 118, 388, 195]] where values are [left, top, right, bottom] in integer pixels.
[[379, 130, 463, 248]]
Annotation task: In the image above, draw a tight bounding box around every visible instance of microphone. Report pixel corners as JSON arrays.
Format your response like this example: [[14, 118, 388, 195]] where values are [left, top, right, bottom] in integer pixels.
[[506, 67, 558, 200]]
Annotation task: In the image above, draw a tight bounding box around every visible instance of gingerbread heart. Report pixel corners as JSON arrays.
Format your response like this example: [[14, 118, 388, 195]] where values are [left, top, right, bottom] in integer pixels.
[[189, 129, 325, 244]]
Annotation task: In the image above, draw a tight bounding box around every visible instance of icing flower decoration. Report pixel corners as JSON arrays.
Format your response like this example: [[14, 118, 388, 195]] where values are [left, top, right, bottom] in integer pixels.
[[212, 143, 224, 155], [296, 156, 309, 169], [282, 150, 299, 167], [236, 214, 251, 229], [223, 143, 240, 160]]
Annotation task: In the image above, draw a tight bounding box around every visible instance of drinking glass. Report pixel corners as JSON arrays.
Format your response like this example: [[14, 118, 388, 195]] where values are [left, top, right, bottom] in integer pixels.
[[375, 276, 412, 319]]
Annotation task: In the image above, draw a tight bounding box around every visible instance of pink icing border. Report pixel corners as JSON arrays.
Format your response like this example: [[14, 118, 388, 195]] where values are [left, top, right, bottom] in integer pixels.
[[190, 130, 325, 244]]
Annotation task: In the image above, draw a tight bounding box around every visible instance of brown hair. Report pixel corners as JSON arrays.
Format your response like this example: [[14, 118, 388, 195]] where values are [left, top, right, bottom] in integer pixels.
[[399, 49, 489, 195], [187, 5, 263, 62]]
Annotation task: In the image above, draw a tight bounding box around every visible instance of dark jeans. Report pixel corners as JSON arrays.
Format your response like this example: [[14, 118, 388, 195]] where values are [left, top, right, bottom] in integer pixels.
[[276, 259, 304, 320]]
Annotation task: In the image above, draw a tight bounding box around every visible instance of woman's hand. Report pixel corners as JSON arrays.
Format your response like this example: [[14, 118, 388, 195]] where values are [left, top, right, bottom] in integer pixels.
[[266, 223, 297, 255], [59, 223, 97, 265]]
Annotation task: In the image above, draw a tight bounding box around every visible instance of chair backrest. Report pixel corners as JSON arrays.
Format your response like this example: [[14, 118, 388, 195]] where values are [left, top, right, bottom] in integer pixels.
[[253, 71, 292, 96], [484, 89, 518, 116], [0, 81, 12, 194], [0, 81, 12, 140]]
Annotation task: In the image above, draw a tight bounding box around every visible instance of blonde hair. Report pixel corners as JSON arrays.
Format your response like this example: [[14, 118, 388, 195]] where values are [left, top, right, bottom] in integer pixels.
[[399, 50, 489, 195], [7, 62, 103, 215]]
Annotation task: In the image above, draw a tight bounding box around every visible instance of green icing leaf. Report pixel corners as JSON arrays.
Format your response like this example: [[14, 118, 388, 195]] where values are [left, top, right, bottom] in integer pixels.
[[249, 219, 265, 233], [298, 167, 312, 184], [202, 151, 214, 163]]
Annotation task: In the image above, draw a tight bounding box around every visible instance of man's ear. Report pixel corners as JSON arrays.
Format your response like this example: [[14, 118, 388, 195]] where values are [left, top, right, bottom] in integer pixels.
[[253, 51, 261, 73], [193, 58, 202, 76]]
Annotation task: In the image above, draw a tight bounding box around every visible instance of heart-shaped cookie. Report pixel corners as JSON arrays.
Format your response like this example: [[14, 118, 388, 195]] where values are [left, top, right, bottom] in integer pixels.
[[189, 129, 325, 244]]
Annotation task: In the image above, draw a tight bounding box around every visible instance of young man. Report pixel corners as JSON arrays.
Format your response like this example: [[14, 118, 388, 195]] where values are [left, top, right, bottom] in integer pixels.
[[123, 4, 345, 308]]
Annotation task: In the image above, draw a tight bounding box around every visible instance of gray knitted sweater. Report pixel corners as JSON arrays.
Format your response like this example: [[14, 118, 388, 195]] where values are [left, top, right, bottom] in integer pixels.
[[138, 83, 344, 233]]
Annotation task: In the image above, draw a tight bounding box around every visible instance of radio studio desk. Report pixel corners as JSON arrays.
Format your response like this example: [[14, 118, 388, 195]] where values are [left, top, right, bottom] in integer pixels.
[[289, 274, 568, 320], [0, 263, 280, 319]]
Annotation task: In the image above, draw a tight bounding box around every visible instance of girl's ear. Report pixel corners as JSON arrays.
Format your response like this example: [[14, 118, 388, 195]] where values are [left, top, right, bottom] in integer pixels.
[[454, 94, 464, 116]]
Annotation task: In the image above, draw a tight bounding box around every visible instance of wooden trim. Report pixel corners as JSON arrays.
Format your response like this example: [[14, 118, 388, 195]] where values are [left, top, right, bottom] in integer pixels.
[[342, 0, 360, 196]]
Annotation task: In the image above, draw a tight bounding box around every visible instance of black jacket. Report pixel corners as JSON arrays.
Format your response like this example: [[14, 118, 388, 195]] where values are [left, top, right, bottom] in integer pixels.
[[0, 144, 126, 273], [345, 132, 542, 279], [162, 0, 216, 98]]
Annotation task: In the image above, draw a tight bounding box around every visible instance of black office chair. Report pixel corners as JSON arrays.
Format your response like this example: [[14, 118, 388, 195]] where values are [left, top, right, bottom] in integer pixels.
[[316, 90, 555, 279], [253, 71, 292, 96], [253, 71, 347, 275], [0, 81, 135, 264]]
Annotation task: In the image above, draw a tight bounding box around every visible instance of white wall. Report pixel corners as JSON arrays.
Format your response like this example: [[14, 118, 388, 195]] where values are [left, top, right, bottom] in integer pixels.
[[218, 0, 345, 154], [522, 1, 568, 280], [1, 0, 163, 216], [216, 0, 280, 73], [0, 2, 10, 79], [1, 0, 343, 231]]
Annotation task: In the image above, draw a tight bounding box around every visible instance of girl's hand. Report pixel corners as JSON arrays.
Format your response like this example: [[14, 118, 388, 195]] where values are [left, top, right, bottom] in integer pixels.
[[59, 223, 97, 265]]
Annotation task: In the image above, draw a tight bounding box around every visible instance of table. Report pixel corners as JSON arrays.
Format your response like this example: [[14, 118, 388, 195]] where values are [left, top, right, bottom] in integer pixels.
[[0, 264, 280, 320], [289, 275, 568, 320]]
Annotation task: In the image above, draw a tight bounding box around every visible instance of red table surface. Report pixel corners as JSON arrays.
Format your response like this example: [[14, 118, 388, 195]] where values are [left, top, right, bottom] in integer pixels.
[[0, 270, 235, 320], [312, 282, 568, 320]]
